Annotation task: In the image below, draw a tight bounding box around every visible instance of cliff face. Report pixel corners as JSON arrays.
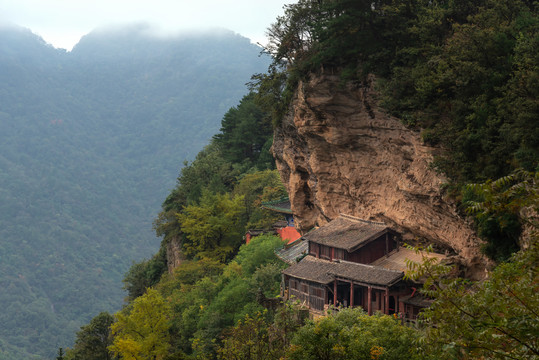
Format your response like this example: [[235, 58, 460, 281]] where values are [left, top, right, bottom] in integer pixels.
[[166, 236, 187, 273], [272, 74, 489, 278]]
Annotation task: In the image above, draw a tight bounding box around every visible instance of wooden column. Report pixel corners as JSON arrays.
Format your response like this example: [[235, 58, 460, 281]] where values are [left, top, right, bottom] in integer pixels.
[[385, 288, 389, 315], [333, 279, 337, 306], [350, 282, 354, 307], [385, 233, 389, 256], [367, 286, 372, 315]]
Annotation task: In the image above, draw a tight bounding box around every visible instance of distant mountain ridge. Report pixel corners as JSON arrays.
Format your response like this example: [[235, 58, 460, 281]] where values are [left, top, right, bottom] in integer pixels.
[[0, 24, 269, 359]]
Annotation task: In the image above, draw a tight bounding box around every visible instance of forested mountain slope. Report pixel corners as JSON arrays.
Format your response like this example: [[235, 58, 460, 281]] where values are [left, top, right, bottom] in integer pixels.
[[0, 24, 269, 359], [62, 1, 537, 359], [254, 0, 538, 261]]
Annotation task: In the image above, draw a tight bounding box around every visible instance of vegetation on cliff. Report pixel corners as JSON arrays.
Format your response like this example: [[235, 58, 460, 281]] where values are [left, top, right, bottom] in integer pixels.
[[251, 0, 538, 261], [62, 1, 538, 359], [254, 0, 537, 183], [65, 92, 289, 359], [64, 78, 538, 360], [68, 241, 538, 359], [406, 241, 539, 359]]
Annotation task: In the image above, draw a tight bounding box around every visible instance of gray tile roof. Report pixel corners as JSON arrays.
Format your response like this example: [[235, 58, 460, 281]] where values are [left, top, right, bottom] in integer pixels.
[[282, 255, 404, 286], [400, 294, 433, 307], [302, 214, 392, 252], [261, 198, 293, 214], [276, 239, 308, 264], [371, 247, 447, 272]]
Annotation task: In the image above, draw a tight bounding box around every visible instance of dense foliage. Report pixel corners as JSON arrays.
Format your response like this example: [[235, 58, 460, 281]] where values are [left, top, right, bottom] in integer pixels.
[[215, 306, 428, 360], [109, 288, 172, 360], [70, 234, 288, 359], [251, 0, 538, 260], [253, 0, 538, 182], [406, 241, 539, 359], [153, 92, 285, 268], [383, 0, 539, 183], [64, 312, 116, 360], [62, 87, 289, 358], [287, 308, 427, 360], [49, 0, 539, 358], [464, 169, 538, 261], [0, 24, 269, 359]]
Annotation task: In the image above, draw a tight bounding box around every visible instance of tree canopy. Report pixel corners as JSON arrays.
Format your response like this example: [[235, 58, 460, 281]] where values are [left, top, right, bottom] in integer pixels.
[[62, 1, 538, 359], [253, 0, 538, 183], [251, 0, 538, 261], [406, 241, 539, 359], [109, 289, 172, 360], [64, 312, 116, 360], [0, 25, 269, 359]]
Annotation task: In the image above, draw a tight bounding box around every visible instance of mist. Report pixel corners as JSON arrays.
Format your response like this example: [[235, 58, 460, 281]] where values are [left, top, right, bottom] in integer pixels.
[[0, 0, 292, 50]]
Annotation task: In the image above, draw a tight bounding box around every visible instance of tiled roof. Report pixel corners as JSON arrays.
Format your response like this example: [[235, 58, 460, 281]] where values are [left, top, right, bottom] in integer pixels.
[[261, 198, 293, 214], [276, 239, 308, 264], [282, 255, 404, 286], [400, 294, 433, 307], [272, 220, 289, 228], [302, 214, 392, 252], [371, 247, 447, 273]]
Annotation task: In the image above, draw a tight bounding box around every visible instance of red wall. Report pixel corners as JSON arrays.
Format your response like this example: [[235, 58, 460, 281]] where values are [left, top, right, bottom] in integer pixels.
[[277, 226, 302, 244]]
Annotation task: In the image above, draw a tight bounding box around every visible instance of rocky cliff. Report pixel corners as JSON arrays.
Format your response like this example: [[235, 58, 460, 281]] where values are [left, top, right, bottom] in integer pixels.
[[272, 74, 489, 279]]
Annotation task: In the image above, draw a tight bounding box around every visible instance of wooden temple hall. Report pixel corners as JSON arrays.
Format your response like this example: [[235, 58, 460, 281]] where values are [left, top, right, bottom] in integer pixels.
[[280, 214, 446, 319]]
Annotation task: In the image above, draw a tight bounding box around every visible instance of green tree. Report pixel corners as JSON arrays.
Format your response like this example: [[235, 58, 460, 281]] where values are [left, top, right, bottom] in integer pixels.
[[213, 93, 274, 171], [159, 235, 285, 357], [160, 275, 222, 356], [286, 307, 426, 360], [217, 300, 307, 359], [167, 257, 224, 287], [407, 242, 539, 359], [191, 235, 286, 356], [178, 190, 245, 261], [109, 289, 171, 360], [465, 169, 538, 260], [123, 246, 168, 301], [65, 312, 116, 360], [217, 311, 284, 360], [383, 0, 538, 182], [154, 143, 239, 255], [233, 234, 286, 276], [153, 90, 275, 280], [249, 0, 320, 125], [56, 347, 65, 360], [232, 169, 287, 231]]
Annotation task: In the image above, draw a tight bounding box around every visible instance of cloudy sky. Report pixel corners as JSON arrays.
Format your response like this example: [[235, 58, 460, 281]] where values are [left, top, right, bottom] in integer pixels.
[[0, 0, 294, 50]]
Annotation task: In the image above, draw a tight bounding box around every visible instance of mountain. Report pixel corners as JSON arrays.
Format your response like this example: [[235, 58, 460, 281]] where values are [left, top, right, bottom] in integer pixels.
[[61, 1, 537, 359], [0, 24, 269, 359]]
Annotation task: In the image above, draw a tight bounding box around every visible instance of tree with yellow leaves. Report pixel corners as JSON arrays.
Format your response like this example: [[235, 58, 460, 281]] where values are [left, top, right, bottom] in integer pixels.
[[109, 288, 171, 360]]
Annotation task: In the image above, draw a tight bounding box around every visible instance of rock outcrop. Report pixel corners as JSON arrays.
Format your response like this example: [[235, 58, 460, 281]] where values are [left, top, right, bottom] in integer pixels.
[[166, 236, 186, 273], [272, 74, 489, 279]]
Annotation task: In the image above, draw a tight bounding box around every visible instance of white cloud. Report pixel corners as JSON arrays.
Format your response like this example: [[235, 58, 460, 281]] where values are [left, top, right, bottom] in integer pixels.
[[0, 0, 293, 50]]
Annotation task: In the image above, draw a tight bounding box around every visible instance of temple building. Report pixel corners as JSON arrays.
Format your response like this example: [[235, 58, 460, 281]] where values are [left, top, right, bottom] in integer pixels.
[[245, 197, 302, 245], [280, 214, 446, 321]]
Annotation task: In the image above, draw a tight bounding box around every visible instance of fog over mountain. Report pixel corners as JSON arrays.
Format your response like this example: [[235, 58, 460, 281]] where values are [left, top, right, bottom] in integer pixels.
[[0, 24, 269, 359]]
